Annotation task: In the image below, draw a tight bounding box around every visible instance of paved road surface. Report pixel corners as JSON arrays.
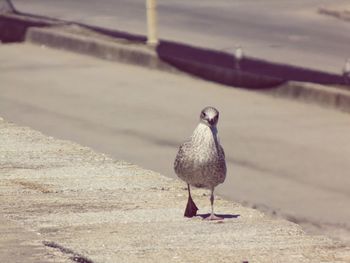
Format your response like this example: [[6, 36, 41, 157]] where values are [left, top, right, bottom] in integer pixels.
[[10, 0, 350, 74], [1, 43, 350, 243]]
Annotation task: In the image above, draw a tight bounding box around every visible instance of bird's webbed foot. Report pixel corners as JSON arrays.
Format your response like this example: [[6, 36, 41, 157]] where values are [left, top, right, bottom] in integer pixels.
[[204, 213, 224, 221], [184, 194, 198, 218]]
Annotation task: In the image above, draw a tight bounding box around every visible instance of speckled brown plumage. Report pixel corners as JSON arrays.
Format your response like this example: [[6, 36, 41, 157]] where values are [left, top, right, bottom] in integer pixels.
[[174, 106, 227, 220]]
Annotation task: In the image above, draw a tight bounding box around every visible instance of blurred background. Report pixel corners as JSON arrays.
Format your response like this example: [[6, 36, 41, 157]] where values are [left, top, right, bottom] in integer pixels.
[[10, 0, 350, 73]]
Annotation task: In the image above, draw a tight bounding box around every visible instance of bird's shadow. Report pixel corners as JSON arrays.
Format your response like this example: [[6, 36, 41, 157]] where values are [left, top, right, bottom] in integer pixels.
[[197, 213, 240, 219]]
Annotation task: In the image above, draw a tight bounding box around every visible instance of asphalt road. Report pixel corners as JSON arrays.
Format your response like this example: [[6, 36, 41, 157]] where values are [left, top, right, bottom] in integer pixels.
[[1, 44, 350, 243], [10, 0, 350, 74]]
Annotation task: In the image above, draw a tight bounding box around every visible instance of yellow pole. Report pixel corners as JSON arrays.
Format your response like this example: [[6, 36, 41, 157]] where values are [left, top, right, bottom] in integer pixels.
[[146, 0, 158, 46]]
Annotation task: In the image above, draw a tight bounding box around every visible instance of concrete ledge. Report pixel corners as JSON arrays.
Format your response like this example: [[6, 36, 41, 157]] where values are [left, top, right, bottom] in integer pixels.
[[263, 81, 350, 113], [26, 25, 179, 73], [24, 25, 287, 89], [1, 118, 350, 262]]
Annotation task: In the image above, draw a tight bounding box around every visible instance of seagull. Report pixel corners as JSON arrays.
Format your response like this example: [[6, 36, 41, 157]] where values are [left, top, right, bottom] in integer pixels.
[[174, 106, 227, 220], [234, 46, 244, 70], [343, 58, 350, 84]]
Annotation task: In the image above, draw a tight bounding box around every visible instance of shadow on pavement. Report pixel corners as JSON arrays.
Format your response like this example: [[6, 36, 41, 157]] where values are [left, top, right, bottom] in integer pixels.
[[198, 213, 240, 219], [157, 41, 346, 89]]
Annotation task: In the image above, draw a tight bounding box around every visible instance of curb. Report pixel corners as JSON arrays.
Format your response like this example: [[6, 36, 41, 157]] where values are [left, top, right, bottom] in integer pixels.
[[26, 25, 179, 73], [1, 12, 350, 113], [263, 81, 350, 113], [24, 25, 286, 90]]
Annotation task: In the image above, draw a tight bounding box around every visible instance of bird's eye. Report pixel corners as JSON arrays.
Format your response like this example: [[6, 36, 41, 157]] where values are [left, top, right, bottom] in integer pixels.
[[201, 112, 206, 118]]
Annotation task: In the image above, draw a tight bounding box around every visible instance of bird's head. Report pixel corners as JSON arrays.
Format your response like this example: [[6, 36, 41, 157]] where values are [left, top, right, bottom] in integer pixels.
[[200, 106, 219, 127]]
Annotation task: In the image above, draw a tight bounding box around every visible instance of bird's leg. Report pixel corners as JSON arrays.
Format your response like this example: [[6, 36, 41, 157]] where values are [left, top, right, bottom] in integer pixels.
[[184, 184, 198, 218], [205, 188, 223, 220]]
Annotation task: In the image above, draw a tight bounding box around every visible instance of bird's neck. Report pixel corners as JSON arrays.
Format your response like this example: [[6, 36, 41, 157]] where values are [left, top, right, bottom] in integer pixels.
[[191, 123, 219, 147]]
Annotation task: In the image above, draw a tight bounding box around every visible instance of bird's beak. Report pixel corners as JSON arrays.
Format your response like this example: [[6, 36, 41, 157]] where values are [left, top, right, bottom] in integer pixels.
[[208, 118, 215, 126]]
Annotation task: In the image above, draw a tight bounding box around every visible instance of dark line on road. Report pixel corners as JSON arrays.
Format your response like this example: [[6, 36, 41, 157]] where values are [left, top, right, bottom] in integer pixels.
[[43, 241, 95, 263]]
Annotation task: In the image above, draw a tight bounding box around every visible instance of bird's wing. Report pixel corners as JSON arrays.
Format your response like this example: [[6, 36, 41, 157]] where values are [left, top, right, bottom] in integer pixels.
[[174, 142, 186, 172], [174, 141, 192, 174], [215, 136, 225, 160]]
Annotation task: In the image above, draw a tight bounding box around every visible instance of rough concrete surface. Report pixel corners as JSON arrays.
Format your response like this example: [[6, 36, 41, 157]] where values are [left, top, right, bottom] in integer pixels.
[[0, 216, 72, 263], [0, 117, 350, 263]]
